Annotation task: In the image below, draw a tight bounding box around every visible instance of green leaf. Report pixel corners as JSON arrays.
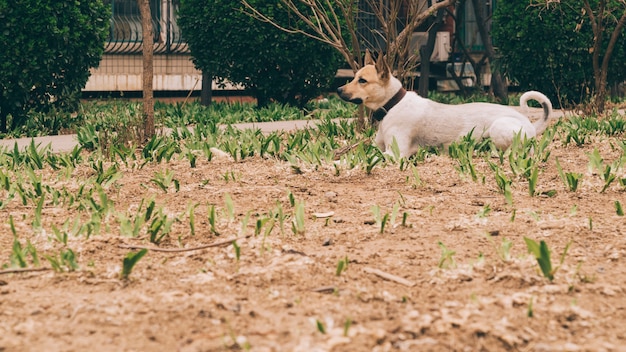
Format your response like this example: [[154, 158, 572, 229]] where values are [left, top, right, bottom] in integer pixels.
[[524, 237, 553, 281], [121, 249, 148, 280]]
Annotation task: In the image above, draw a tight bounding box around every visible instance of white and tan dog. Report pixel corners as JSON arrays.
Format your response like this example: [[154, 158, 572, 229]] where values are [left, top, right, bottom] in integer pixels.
[[337, 51, 554, 158]]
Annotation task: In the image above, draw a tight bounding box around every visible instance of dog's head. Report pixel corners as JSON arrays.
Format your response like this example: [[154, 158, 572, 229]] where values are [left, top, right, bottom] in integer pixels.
[[337, 50, 395, 110]]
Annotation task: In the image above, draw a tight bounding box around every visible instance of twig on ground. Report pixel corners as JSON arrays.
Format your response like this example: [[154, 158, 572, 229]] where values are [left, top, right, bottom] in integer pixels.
[[311, 285, 337, 293], [118, 236, 248, 253], [333, 139, 370, 160], [363, 267, 416, 287], [0, 267, 51, 275]]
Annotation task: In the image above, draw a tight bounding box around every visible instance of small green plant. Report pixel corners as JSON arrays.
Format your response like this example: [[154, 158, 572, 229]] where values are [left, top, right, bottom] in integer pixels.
[[119, 197, 155, 238], [401, 212, 410, 227], [120, 249, 148, 280], [10, 238, 40, 269], [336, 256, 349, 276], [407, 164, 422, 188], [527, 296, 534, 318], [49, 216, 82, 246], [490, 162, 513, 205], [283, 153, 303, 174], [45, 248, 79, 272], [291, 200, 306, 235], [148, 208, 176, 244], [448, 135, 478, 182], [523, 237, 571, 281], [476, 204, 491, 218], [343, 317, 352, 337], [187, 203, 198, 236], [232, 240, 241, 262], [437, 241, 457, 269], [370, 204, 389, 234], [600, 163, 617, 193], [91, 160, 122, 188], [587, 148, 604, 174], [555, 157, 582, 192], [151, 169, 180, 193], [498, 237, 514, 262], [615, 201, 624, 216], [224, 193, 235, 223], [208, 204, 221, 236], [316, 319, 326, 334], [272, 201, 287, 235]]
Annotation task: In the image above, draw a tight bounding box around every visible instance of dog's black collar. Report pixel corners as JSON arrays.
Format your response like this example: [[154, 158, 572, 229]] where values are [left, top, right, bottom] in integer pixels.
[[372, 88, 407, 122]]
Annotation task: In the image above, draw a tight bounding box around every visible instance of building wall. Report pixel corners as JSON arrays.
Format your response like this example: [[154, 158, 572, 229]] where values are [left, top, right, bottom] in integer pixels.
[[84, 54, 201, 92]]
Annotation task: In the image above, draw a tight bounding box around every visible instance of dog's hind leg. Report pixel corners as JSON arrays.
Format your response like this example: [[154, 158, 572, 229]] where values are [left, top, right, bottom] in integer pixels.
[[487, 118, 535, 149]]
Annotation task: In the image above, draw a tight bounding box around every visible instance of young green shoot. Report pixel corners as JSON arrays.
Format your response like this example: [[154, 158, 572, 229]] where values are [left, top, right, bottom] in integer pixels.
[[316, 319, 326, 334], [208, 204, 221, 236], [224, 193, 235, 223], [291, 200, 306, 236], [437, 241, 457, 269], [523, 237, 572, 281], [343, 317, 353, 337], [232, 240, 241, 262], [336, 256, 349, 276], [555, 157, 583, 192], [615, 201, 624, 216], [120, 248, 148, 280]]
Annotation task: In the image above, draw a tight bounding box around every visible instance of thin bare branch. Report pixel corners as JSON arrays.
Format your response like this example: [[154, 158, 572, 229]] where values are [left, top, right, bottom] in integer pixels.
[[0, 267, 50, 275], [118, 236, 248, 253]]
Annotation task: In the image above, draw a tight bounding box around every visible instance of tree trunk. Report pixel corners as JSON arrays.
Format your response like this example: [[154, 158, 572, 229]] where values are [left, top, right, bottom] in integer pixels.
[[138, 0, 154, 140], [594, 8, 626, 112], [200, 72, 213, 106], [418, 9, 445, 97], [470, 0, 508, 102]]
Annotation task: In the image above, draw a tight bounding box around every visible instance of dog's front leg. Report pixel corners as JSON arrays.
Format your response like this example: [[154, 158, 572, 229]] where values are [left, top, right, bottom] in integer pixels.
[[374, 131, 387, 152]]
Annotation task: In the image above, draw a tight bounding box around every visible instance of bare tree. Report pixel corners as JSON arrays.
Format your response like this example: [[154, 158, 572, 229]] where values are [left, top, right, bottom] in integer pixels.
[[138, 0, 155, 140], [470, 0, 507, 102], [581, 0, 626, 112], [241, 0, 456, 83]]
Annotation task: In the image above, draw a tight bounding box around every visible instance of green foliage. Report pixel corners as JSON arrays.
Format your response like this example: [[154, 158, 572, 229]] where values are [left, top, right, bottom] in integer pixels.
[[177, 0, 342, 107], [492, 1, 626, 107], [0, 0, 110, 132]]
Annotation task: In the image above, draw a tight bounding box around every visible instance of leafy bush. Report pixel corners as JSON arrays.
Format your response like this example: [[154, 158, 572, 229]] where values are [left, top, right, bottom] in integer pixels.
[[177, 0, 342, 108], [0, 0, 110, 132], [492, 1, 626, 108]]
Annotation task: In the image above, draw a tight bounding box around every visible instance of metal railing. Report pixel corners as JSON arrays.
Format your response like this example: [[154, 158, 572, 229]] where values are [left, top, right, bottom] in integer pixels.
[[106, 0, 188, 54]]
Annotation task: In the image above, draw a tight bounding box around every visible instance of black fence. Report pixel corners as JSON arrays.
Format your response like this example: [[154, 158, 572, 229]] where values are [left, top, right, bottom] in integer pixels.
[[106, 0, 187, 54]]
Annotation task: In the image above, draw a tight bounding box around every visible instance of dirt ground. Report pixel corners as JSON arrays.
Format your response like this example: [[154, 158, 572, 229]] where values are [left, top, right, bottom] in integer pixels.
[[1, 122, 626, 352]]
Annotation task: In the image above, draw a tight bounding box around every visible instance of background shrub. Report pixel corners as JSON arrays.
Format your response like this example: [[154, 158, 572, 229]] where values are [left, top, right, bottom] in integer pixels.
[[492, 1, 626, 108], [0, 0, 110, 133], [177, 0, 342, 108]]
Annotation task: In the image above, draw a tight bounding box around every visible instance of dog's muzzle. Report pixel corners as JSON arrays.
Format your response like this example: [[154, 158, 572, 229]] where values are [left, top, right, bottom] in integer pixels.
[[336, 86, 363, 105]]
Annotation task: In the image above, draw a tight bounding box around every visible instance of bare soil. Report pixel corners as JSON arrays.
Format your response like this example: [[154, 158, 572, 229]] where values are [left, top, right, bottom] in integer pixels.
[[1, 126, 626, 352]]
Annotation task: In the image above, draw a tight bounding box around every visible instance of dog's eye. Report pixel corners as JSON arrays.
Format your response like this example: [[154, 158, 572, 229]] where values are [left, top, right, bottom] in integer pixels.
[[358, 78, 367, 84]]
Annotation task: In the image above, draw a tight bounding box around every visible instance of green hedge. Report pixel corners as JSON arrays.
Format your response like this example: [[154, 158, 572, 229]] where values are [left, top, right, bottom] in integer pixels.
[[0, 0, 110, 133], [177, 0, 342, 108], [492, 1, 626, 107]]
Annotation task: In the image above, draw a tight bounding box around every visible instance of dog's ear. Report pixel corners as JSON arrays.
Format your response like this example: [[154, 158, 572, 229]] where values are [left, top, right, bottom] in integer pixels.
[[376, 54, 390, 82], [364, 49, 374, 66]]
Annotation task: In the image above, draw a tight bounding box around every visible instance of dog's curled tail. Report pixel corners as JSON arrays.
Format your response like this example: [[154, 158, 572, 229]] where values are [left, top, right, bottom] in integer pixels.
[[520, 91, 553, 135]]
